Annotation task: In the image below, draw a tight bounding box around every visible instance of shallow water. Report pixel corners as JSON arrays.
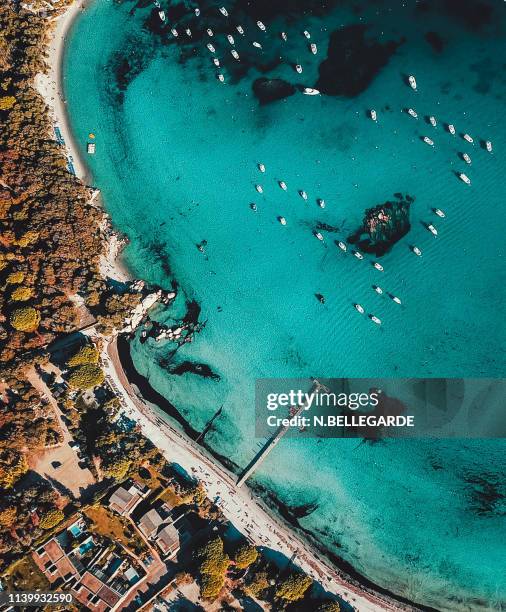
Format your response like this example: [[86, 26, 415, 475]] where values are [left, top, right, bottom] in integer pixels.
[[65, 0, 506, 608]]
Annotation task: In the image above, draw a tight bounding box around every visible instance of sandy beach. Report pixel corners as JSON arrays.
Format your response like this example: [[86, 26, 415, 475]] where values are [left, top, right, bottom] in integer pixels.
[[35, 0, 89, 181], [42, 2, 414, 610]]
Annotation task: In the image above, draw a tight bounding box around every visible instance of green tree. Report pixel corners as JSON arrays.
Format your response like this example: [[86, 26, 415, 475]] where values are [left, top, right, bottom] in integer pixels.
[[245, 570, 269, 598], [201, 572, 224, 599], [275, 573, 313, 602], [317, 601, 341, 612], [39, 509, 64, 530], [0, 95, 15, 110], [10, 286, 32, 301], [6, 271, 25, 284], [197, 537, 230, 576], [0, 506, 17, 527], [10, 306, 40, 332], [68, 363, 104, 389], [234, 544, 258, 569], [0, 451, 28, 489], [103, 458, 131, 480], [67, 344, 99, 367]]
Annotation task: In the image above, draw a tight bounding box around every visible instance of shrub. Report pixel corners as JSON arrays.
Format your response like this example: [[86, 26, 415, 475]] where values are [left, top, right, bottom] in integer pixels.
[[39, 509, 64, 530], [10, 286, 32, 302], [67, 344, 99, 367], [68, 363, 104, 389], [275, 573, 313, 602], [234, 544, 258, 569], [10, 306, 40, 332]]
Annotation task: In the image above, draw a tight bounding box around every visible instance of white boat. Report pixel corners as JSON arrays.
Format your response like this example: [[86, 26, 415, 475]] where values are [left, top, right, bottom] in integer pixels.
[[407, 108, 418, 118], [485, 140, 493, 152], [463, 153, 471, 164], [310, 43, 317, 54], [373, 262, 384, 271], [231, 49, 239, 60], [448, 124, 456, 135], [303, 87, 320, 95], [278, 216, 287, 225], [373, 285, 383, 294], [391, 296, 402, 305], [303, 30, 311, 39], [317, 198, 325, 208], [299, 190, 308, 200], [207, 28, 214, 36], [217, 74, 225, 83], [255, 184, 263, 193], [158, 10, 166, 21], [434, 208, 445, 218], [252, 42, 262, 49], [295, 64, 303, 74], [370, 315, 382, 325], [257, 20, 266, 31], [281, 32, 287, 41], [459, 173, 471, 185], [195, 7, 200, 16], [463, 133, 474, 144], [219, 7, 228, 16], [353, 251, 364, 260], [427, 223, 438, 236], [227, 34, 235, 45], [412, 246, 422, 256], [185, 28, 192, 37], [250, 203, 257, 211], [314, 231, 324, 241], [279, 181, 287, 190], [408, 75, 417, 90], [171, 28, 178, 37], [213, 58, 220, 67], [429, 116, 437, 127], [355, 303, 365, 314], [423, 136, 434, 146], [207, 43, 215, 52], [370, 109, 377, 121], [258, 163, 266, 173], [337, 241, 347, 251], [236, 25, 244, 34]]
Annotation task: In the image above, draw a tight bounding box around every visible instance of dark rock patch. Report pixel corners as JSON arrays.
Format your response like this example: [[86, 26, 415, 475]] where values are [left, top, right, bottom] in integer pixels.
[[348, 195, 413, 256], [316, 25, 404, 97], [252, 77, 296, 105], [425, 31, 445, 53], [168, 361, 221, 379]]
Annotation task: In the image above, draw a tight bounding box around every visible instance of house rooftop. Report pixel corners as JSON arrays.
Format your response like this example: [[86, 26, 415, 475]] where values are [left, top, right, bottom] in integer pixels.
[[138, 508, 163, 539], [156, 523, 180, 557], [108, 482, 148, 516]]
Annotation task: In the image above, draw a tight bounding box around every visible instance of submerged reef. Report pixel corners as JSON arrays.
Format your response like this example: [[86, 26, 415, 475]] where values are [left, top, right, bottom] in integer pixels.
[[252, 77, 296, 105], [348, 194, 413, 256], [316, 24, 403, 97]]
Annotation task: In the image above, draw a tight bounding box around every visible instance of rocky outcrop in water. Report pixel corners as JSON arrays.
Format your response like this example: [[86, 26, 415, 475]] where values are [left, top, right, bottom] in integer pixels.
[[252, 77, 296, 105], [316, 25, 404, 97], [348, 194, 413, 256]]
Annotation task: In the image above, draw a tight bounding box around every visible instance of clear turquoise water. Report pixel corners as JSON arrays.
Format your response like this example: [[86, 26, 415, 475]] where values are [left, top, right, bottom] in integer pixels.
[[65, 1, 506, 609]]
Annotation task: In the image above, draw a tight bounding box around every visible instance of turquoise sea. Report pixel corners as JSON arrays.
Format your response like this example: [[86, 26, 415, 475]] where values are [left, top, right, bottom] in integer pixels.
[[64, 0, 506, 609]]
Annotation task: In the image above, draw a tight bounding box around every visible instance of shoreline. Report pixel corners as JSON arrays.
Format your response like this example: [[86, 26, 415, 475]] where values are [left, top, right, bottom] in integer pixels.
[[43, 3, 419, 611], [104, 336, 418, 612]]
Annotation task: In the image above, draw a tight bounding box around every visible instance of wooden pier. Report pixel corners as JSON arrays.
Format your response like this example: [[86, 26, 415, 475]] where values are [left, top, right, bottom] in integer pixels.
[[237, 379, 329, 487]]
